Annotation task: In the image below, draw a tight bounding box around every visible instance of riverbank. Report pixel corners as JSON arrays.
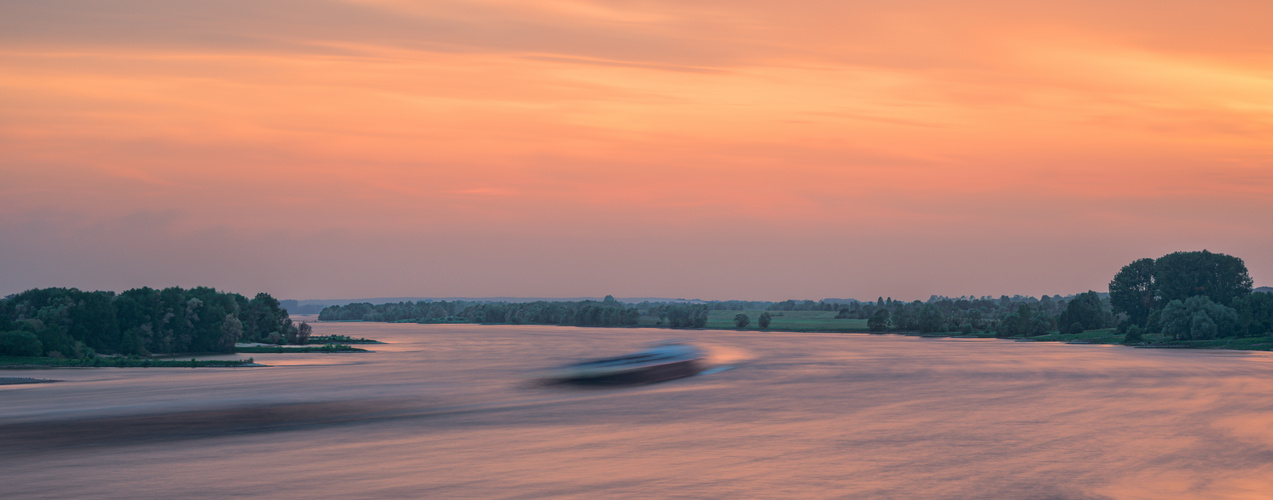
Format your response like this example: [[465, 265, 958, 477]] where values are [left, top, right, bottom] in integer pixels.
[[0, 376, 58, 385], [235, 344, 366, 353], [0, 356, 258, 369]]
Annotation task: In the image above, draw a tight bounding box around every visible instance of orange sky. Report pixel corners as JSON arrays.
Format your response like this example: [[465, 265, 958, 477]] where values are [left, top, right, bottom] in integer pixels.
[[2, 0, 1271, 300]]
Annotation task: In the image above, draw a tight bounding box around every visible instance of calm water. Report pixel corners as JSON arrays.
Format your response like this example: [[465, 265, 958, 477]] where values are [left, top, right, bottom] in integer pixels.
[[5, 319, 1273, 499]]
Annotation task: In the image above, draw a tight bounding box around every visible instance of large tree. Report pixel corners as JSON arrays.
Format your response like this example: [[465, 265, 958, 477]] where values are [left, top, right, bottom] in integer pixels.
[[1153, 250, 1253, 307], [1111, 251, 1253, 328], [1109, 258, 1156, 326]]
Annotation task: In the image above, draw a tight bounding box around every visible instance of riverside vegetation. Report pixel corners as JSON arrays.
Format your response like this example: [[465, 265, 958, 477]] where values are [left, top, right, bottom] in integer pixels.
[[316, 250, 1273, 351], [3, 250, 1270, 363], [0, 287, 347, 367]]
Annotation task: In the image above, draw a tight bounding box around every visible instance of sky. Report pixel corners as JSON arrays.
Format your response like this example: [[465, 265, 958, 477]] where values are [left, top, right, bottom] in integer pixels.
[[2, 0, 1271, 301]]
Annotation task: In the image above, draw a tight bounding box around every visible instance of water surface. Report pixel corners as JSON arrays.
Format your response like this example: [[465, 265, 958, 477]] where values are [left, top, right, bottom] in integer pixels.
[[5, 321, 1273, 499]]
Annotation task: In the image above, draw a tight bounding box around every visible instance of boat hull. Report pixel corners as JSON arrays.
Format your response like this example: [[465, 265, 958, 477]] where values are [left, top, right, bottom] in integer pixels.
[[553, 359, 703, 386], [545, 343, 706, 386]]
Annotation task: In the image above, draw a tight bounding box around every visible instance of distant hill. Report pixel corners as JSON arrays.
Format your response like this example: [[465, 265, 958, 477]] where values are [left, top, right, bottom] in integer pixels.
[[1257, 287, 1273, 294]]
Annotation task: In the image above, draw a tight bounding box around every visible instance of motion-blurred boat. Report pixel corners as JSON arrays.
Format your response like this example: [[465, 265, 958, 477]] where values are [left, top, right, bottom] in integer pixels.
[[546, 342, 705, 385]]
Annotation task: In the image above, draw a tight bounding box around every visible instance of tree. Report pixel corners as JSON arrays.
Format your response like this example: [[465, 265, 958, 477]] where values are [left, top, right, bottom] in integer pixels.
[[997, 304, 1050, 337], [662, 304, 709, 328], [734, 314, 750, 329], [1123, 325, 1144, 344], [0, 331, 42, 357], [296, 321, 312, 345], [868, 309, 891, 332], [758, 311, 772, 329], [1110, 258, 1156, 326], [1153, 250, 1253, 307], [1111, 251, 1254, 329], [997, 313, 1022, 337], [426, 304, 448, 320], [1058, 291, 1110, 332], [918, 304, 944, 333], [245, 292, 288, 342], [1234, 293, 1273, 337], [1160, 295, 1239, 340], [218, 314, 243, 351]]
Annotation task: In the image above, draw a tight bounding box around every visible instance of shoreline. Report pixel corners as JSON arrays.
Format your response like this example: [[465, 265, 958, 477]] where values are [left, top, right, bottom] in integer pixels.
[[0, 356, 259, 369], [317, 319, 1273, 352]]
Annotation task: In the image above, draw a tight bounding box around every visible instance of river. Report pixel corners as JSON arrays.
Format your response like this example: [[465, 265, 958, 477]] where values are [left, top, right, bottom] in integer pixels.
[[4, 319, 1273, 499]]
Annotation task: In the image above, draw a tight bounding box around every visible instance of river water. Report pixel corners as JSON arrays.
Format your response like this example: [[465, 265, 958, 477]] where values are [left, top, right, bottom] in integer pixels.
[[5, 319, 1273, 499]]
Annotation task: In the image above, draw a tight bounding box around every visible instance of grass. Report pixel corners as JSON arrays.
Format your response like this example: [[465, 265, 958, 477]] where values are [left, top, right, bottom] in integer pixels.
[[0, 356, 257, 368], [235, 343, 367, 353]]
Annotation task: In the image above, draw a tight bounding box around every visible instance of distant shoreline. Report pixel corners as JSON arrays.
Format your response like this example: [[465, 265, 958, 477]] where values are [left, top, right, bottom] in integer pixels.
[[315, 319, 1273, 352]]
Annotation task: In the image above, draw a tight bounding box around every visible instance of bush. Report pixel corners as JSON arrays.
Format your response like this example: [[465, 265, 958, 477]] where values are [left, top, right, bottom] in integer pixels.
[[734, 314, 750, 329], [1123, 325, 1144, 344], [0, 331, 43, 357]]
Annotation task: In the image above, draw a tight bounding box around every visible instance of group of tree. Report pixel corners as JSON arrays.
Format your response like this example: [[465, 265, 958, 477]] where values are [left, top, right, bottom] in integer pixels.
[[647, 304, 710, 328], [730, 312, 771, 329], [318, 297, 738, 330], [1110, 250, 1272, 341], [851, 293, 1097, 336], [0, 287, 303, 358], [319, 295, 641, 327]]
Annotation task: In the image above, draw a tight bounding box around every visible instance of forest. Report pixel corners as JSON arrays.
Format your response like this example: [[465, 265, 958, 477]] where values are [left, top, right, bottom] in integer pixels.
[[0, 287, 298, 358]]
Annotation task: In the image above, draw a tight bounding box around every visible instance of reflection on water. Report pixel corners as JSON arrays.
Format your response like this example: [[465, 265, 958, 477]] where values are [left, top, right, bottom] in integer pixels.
[[5, 321, 1273, 499]]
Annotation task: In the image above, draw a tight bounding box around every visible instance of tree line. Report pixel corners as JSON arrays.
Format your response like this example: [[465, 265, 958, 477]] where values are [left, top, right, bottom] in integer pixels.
[[319, 295, 641, 327], [850, 250, 1272, 340], [844, 293, 1091, 336], [0, 287, 301, 358]]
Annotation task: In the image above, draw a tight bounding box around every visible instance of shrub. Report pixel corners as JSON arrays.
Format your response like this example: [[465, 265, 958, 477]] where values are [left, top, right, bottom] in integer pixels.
[[1123, 325, 1144, 344]]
